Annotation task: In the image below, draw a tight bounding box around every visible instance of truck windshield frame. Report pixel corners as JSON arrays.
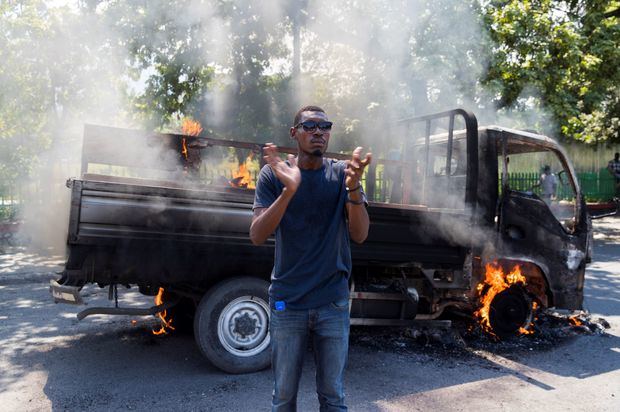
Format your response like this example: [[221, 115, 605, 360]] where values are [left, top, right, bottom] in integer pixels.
[[494, 128, 582, 232]]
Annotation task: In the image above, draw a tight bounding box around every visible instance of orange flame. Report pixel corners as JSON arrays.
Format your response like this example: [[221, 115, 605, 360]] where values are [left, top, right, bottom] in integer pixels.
[[569, 315, 582, 326], [180, 119, 202, 161], [181, 138, 188, 160], [230, 154, 256, 189], [181, 119, 203, 136], [152, 287, 175, 335], [474, 263, 531, 336]]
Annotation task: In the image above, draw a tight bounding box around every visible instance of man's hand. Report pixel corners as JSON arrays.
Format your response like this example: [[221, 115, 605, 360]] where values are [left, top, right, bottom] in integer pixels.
[[263, 143, 301, 193], [345, 146, 372, 189]]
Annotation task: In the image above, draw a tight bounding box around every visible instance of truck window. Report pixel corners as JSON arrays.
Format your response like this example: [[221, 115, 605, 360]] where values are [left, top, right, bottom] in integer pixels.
[[499, 148, 578, 233]]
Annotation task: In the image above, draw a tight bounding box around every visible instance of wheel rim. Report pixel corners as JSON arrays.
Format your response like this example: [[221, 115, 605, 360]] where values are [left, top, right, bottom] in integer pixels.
[[217, 296, 270, 357]]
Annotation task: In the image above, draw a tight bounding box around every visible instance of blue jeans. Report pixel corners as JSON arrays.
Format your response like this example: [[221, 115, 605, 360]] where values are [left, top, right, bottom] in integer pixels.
[[270, 298, 350, 412]]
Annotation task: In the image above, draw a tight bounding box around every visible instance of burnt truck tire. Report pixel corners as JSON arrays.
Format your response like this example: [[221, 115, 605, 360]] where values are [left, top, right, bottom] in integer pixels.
[[194, 277, 271, 374], [489, 284, 533, 338]]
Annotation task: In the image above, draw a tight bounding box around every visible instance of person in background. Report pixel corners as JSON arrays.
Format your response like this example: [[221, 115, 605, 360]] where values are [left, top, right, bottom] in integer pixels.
[[607, 152, 620, 196], [250, 105, 372, 411], [537, 165, 558, 205]]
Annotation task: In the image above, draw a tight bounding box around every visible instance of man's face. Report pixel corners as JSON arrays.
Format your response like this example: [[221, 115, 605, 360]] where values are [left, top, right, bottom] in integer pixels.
[[290, 111, 331, 157]]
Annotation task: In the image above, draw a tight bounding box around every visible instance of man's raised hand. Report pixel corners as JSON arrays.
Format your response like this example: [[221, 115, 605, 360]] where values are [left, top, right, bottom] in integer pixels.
[[263, 143, 301, 193], [345, 146, 372, 189]]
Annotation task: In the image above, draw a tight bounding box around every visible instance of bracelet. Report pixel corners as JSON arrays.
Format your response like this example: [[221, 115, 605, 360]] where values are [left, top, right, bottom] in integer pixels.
[[346, 196, 365, 205], [346, 184, 361, 193]]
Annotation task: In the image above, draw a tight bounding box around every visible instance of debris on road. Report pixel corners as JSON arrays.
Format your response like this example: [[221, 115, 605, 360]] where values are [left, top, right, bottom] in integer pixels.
[[350, 309, 610, 359]]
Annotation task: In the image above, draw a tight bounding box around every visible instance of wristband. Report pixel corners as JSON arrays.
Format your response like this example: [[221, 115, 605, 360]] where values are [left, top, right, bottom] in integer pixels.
[[346, 197, 365, 205], [346, 184, 361, 193], [346, 189, 367, 205]]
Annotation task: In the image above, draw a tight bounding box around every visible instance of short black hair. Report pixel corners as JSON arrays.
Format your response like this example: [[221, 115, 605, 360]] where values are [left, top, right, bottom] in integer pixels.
[[293, 105, 325, 126], [615, 152, 619, 157]]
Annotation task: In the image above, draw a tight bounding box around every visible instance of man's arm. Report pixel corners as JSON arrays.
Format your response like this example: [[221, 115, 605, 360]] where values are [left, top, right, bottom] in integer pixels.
[[345, 147, 372, 244], [250, 144, 301, 245], [250, 190, 295, 245], [346, 189, 370, 244]]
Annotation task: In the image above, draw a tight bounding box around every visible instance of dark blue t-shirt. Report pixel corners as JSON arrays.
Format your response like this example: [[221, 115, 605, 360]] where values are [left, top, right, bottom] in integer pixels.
[[253, 158, 352, 310]]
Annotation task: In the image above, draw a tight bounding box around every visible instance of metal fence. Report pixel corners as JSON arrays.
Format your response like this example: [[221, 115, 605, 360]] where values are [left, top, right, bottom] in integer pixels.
[[0, 187, 25, 221], [1, 168, 617, 222], [507, 169, 616, 202]]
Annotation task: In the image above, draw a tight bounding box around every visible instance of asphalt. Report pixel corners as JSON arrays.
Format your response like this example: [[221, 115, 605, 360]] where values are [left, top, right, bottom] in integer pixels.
[[0, 217, 619, 411]]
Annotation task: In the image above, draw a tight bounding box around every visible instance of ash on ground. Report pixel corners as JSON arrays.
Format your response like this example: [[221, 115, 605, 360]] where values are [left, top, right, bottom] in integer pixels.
[[349, 310, 610, 359]]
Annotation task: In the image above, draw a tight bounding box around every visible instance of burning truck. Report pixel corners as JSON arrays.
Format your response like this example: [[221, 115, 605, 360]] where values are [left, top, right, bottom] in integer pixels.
[[51, 109, 595, 373]]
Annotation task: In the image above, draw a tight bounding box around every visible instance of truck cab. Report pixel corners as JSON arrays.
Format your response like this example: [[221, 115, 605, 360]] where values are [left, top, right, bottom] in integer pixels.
[[344, 111, 589, 337]]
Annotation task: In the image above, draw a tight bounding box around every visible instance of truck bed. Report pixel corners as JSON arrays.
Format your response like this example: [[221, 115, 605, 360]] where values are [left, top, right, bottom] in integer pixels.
[[63, 174, 470, 289]]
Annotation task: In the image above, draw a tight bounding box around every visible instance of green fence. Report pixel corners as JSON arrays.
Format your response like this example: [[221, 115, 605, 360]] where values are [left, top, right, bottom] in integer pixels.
[[507, 169, 616, 202], [1, 168, 616, 223], [0, 186, 23, 221]]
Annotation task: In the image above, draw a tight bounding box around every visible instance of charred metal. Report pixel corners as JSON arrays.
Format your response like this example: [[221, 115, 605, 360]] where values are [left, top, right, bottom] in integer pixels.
[[51, 109, 598, 372]]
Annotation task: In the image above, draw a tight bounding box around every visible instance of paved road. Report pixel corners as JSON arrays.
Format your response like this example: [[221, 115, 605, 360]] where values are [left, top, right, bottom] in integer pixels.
[[1, 218, 619, 411]]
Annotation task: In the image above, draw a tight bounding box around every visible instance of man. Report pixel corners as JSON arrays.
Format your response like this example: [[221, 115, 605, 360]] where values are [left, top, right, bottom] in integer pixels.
[[250, 105, 371, 411], [607, 152, 620, 196], [538, 165, 557, 205]]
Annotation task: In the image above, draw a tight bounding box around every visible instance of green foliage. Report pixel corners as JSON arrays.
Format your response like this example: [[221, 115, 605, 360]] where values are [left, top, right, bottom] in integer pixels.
[[107, 0, 217, 127], [482, 0, 620, 142], [1, 1, 53, 186], [0, 205, 19, 222], [0, 1, 128, 186], [107, 0, 294, 141], [2, 0, 619, 194]]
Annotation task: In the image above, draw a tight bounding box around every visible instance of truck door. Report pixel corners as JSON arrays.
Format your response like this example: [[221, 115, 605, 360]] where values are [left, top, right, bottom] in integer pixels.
[[495, 135, 588, 310]]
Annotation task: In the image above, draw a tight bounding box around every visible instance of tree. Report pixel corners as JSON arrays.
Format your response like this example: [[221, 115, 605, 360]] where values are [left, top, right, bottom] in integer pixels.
[[0, 1, 129, 190], [108, 0, 294, 142], [482, 0, 620, 143]]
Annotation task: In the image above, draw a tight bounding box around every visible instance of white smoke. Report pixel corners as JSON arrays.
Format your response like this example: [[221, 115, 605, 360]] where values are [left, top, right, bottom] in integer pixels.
[[6, 0, 580, 255]]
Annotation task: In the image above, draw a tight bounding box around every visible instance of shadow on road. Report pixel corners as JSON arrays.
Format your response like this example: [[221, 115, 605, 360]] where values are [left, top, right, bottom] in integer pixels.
[[1, 280, 619, 411], [1, 217, 619, 410], [0, 283, 272, 410]]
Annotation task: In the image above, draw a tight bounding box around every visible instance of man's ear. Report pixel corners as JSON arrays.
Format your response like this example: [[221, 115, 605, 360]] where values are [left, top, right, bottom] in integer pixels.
[[289, 127, 297, 141]]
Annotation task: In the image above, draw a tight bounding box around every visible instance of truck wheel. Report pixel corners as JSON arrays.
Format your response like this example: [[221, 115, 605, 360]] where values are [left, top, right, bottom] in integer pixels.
[[194, 277, 271, 374], [489, 284, 533, 338]]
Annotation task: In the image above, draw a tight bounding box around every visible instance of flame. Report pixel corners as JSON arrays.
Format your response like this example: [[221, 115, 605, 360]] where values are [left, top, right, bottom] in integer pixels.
[[180, 119, 202, 161], [474, 263, 530, 336], [569, 315, 582, 326], [181, 118, 203, 136], [152, 287, 175, 335], [181, 138, 188, 160], [230, 153, 256, 189]]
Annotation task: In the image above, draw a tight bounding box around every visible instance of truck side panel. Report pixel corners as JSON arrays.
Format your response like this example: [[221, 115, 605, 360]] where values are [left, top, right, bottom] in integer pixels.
[[64, 178, 471, 288]]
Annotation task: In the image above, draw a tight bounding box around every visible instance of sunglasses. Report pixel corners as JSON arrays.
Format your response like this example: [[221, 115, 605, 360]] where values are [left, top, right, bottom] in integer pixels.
[[294, 120, 333, 132]]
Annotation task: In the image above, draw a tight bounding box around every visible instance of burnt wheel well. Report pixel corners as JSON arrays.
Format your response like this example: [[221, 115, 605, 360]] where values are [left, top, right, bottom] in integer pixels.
[[495, 259, 552, 308]]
